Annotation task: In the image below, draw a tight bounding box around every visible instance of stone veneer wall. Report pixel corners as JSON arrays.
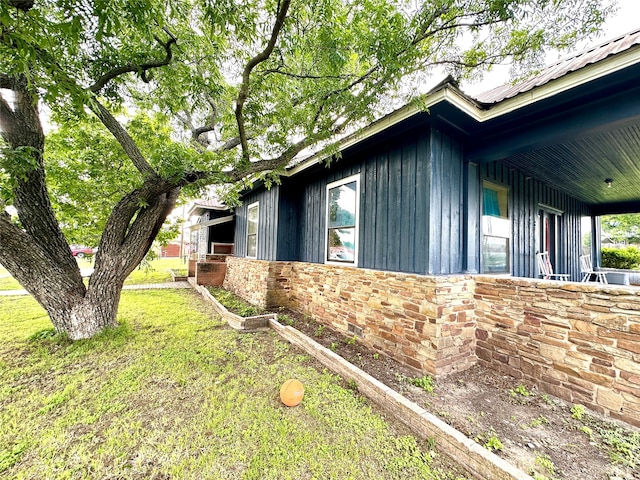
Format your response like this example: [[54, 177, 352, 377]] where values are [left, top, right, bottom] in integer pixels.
[[474, 276, 640, 426], [223, 257, 294, 309], [224, 257, 476, 375], [225, 257, 640, 424], [224, 258, 276, 308]]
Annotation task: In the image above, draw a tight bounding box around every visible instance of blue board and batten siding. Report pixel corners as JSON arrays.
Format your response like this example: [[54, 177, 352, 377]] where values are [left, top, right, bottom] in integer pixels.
[[234, 122, 588, 280], [284, 127, 434, 273], [235, 125, 465, 275], [234, 186, 280, 261], [466, 161, 589, 279], [429, 129, 464, 274]]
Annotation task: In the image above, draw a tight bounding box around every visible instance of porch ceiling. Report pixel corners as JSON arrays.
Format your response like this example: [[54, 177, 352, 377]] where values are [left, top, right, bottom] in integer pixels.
[[499, 123, 640, 215], [460, 61, 640, 216]]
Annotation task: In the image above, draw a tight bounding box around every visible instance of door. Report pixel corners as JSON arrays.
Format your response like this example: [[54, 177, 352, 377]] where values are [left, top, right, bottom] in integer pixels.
[[537, 208, 562, 273]]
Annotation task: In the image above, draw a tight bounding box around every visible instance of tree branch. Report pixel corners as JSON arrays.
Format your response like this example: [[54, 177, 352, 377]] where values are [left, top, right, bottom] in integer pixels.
[[120, 186, 180, 266], [216, 136, 242, 152], [89, 100, 158, 177], [0, 75, 38, 144], [0, 73, 14, 89], [261, 67, 357, 81], [222, 120, 347, 182], [0, 210, 85, 302], [0, 76, 87, 288], [89, 33, 177, 93], [235, 0, 291, 163], [0, 93, 16, 137], [4, 0, 34, 11], [193, 125, 216, 141]]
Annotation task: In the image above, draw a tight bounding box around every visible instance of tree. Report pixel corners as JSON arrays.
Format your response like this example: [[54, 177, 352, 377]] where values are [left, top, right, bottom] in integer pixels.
[[601, 213, 640, 245], [0, 0, 612, 339]]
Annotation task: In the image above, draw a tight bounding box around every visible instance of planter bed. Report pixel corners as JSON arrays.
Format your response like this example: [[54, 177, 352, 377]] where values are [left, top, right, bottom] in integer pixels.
[[194, 287, 639, 480], [195, 284, 275, 331], [169, 269, 188, 282]]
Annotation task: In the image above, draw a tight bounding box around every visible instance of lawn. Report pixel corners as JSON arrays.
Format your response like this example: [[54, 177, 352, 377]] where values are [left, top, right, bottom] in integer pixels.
[[0, 257, 187, 290], [0, 289, 454, 479]]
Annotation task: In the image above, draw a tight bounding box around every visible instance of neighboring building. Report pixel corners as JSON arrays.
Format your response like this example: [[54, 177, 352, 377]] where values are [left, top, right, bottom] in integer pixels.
[[160, 242, 181, 257], [224, 30, 640, 424], [187, 198, 235, 286], [188, 198, 235, 261]]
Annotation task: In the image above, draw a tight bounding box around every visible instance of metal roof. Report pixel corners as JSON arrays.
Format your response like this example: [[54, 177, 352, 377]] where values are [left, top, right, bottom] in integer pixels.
[[474, 28, 640, 104], [187, 197, 229, 217], [282, 29, 640, 213]]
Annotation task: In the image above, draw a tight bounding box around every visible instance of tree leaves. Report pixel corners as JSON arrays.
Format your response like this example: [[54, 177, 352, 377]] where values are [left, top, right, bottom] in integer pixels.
[[1, 0, 614, 242]]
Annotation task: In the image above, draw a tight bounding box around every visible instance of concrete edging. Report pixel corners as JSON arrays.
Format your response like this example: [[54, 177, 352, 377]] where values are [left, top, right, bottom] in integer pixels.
[[194, 285, 530, 479], [269, 319, 532, 480], [195, 284, 276, 331]]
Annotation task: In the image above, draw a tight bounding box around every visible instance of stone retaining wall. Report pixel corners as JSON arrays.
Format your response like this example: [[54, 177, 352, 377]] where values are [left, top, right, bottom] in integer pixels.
[[474, 276, 640, 426], [223, 257, 640, 424], [225, 257, 476, 376], [224, 258, 292, 308]]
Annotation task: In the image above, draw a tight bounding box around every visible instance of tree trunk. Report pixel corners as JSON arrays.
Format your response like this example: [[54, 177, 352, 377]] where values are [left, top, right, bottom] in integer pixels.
[[44, 285, 121, 340], [1, 181, 181, 340], [1, 75, 182, 340]]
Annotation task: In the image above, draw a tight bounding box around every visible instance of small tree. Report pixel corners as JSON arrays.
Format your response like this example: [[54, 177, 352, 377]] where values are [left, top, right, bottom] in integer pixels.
[[0, 0, 612, 339], [601, 213, 640, 245]]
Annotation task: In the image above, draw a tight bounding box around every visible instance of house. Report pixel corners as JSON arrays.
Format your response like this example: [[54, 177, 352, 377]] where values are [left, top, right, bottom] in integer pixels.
[[159, 242, 181, 257], [186, 198, 235, 285], [224, 30, 640, 425]]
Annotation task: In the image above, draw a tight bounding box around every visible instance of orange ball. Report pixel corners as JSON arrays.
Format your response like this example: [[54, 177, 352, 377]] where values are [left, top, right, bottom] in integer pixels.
[[280, 379, 304, 407]]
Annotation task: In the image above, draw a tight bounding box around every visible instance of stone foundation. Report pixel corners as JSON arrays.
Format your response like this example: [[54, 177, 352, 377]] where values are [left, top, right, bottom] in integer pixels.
[[474, 276, 640, 427], [224, 257, 640, 425], [225, 257, 476, 376], [223, 258, 290, 308]]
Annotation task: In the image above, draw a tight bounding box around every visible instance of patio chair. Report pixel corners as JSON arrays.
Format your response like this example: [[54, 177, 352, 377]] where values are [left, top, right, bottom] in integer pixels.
[[536, 252, 570, 281], [579, 254, 608, 283]]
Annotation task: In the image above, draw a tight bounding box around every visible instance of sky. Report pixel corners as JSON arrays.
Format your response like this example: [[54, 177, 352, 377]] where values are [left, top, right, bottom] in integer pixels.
[[461, 0, 640, 95]]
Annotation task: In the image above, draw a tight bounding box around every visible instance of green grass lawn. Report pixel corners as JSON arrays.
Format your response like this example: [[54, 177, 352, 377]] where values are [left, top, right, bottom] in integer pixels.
[[123, 257, 187, 285], [0, 276, 22, 291], [0, 257, 187, 290], [0, 290, 455, 479]]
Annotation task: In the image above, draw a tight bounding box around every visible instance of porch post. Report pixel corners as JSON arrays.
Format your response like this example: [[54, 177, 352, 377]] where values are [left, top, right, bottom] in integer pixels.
[[592, 215, 602, 268], [463, 161, 480, 273]]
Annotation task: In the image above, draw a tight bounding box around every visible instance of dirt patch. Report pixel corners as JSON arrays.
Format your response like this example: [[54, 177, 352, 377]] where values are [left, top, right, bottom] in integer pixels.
[[275, 309, 640, 480]]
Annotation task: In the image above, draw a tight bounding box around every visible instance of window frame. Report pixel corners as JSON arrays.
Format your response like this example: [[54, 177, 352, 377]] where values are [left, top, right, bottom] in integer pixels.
[[325, 174, 360, 267], [481, 181, 510, 274], [246, 201, 259, 259]]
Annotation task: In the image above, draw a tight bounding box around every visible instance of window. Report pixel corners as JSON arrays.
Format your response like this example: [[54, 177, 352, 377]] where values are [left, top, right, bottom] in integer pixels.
[[482, 182, 510, 273], [326, 175, 360, 265], [246, 201, 259, 258]]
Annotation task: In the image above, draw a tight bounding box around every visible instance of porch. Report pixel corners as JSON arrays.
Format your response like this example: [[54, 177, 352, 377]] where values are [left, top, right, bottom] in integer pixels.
[[223, 256, 640, 426], [187, 199, 236, 286]]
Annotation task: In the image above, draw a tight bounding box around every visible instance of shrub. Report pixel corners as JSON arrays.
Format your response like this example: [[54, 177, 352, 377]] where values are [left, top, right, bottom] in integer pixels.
[[601, 246, 640, 270]]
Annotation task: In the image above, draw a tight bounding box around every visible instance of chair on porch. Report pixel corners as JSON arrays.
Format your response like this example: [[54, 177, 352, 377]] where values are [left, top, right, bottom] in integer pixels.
[[579, 254, 608, 283], [536, 252, 570, 281]]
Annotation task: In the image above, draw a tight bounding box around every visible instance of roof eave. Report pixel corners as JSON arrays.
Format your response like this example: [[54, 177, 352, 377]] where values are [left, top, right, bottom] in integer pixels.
[[187, 203, 230, 217], [280, 43, 640, 179]]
